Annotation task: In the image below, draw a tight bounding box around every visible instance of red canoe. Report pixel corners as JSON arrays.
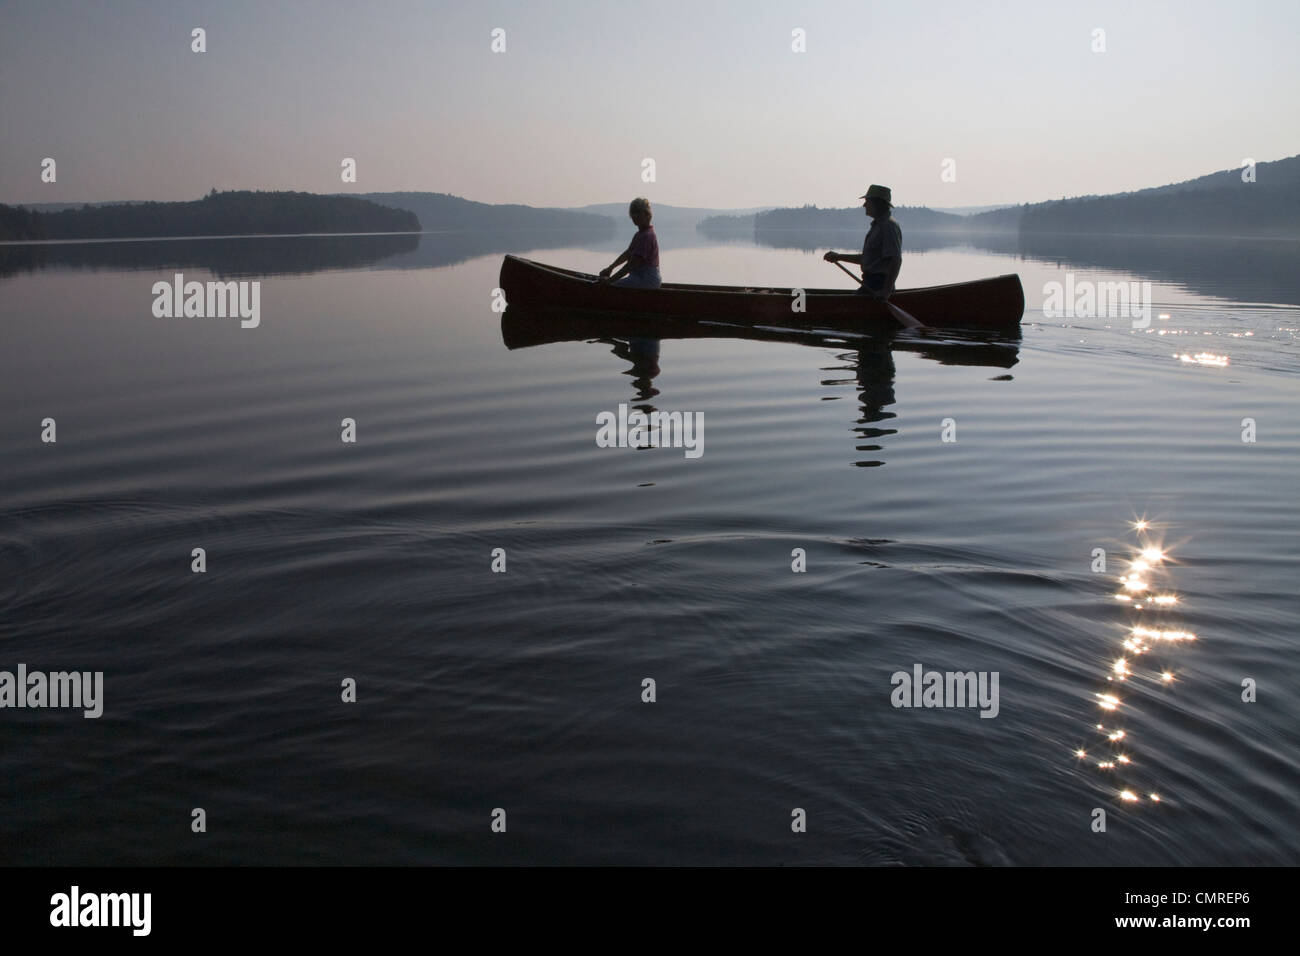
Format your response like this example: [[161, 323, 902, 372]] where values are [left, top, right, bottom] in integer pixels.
[[499, 255, 1024, 331]]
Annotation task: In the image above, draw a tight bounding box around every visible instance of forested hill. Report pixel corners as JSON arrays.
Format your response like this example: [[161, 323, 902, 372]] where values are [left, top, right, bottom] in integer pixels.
[[1015, 155, 1300, 236], [0, 190, 419, 241], [1120, 154, 1300, 197], [698, 155, 1300, 239], [356, 192, 613, 231], [698, 205, 991, 235], [757, 205, 972, 231]]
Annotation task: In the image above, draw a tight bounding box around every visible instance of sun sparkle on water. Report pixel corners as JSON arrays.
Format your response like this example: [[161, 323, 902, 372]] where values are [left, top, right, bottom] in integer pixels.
[[1178, 352, 1229, 367], [1132, 626, 1195, 641], [1078, 524, 1194, 810]]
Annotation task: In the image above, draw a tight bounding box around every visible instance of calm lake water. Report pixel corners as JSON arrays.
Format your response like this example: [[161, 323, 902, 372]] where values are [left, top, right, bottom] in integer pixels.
[[2, 229, 1298, 865]]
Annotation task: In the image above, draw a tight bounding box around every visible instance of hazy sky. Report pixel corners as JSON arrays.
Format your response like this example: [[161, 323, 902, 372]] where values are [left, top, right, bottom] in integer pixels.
[[3, 0, 1298, 209]]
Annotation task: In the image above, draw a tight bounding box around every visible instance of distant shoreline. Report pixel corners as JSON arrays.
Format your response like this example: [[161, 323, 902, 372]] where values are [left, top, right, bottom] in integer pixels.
[[0, 190, 420, 242], [4, 227, 1296, 247], [0, 230, 422, 246], [7, 153, 1298, 243], [0, 226, 630, 247]]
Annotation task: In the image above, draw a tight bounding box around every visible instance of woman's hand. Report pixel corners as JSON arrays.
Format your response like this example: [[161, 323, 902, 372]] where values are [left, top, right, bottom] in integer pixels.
[[822, 251, 839, 263]]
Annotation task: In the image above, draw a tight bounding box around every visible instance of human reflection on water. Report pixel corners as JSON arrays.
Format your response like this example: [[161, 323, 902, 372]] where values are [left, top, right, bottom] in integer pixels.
[[848, 345, 897, 468], [811, 343, 899, 466], [601, 334, 901, 465], [501, 308, 1018, 467], [608, 337, 661, 407]]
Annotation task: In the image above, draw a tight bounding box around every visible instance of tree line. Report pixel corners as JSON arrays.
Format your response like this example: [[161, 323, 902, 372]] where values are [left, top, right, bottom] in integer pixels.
[[0, 190, 420, 241]]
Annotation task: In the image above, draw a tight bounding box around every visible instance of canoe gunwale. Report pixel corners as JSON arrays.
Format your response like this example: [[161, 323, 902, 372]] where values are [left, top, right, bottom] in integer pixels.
[[506, 254, 1022, 300]]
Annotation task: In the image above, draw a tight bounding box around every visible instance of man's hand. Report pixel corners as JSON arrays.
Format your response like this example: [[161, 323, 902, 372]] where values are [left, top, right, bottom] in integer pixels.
[[598, 267, 612, 283], [822, 251, 839, 263]]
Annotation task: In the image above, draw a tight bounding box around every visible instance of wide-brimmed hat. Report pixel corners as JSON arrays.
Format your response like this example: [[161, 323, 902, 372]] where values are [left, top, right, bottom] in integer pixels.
[[859, 184, 893, 205]]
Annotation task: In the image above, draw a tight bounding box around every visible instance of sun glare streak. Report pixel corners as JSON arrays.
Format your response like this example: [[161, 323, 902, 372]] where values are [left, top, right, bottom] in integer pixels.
[[1080, 521, 1194, 809], [1132, 626, 1195, 642], [1178, 351, 1229, 367]]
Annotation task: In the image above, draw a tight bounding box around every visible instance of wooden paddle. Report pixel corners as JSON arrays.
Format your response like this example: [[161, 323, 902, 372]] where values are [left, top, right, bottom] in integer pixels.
[[831, 259, 926, 329]]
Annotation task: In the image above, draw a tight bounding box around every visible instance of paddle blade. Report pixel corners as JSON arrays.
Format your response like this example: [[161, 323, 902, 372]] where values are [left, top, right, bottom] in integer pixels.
[[886, 300, 926, 329]]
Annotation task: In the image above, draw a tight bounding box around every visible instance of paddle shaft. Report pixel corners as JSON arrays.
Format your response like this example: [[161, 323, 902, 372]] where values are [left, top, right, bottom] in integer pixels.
[[829, 259, 925, 329], [834, 260, 863, 285]]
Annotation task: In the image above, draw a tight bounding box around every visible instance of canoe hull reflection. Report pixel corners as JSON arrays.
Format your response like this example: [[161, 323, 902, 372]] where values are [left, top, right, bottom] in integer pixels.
[[500, 307, 1020, 369]]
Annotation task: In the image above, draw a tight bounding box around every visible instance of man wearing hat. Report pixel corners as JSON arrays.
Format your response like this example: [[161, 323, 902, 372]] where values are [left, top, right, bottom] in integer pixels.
[[823, 184, 902, 299]]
